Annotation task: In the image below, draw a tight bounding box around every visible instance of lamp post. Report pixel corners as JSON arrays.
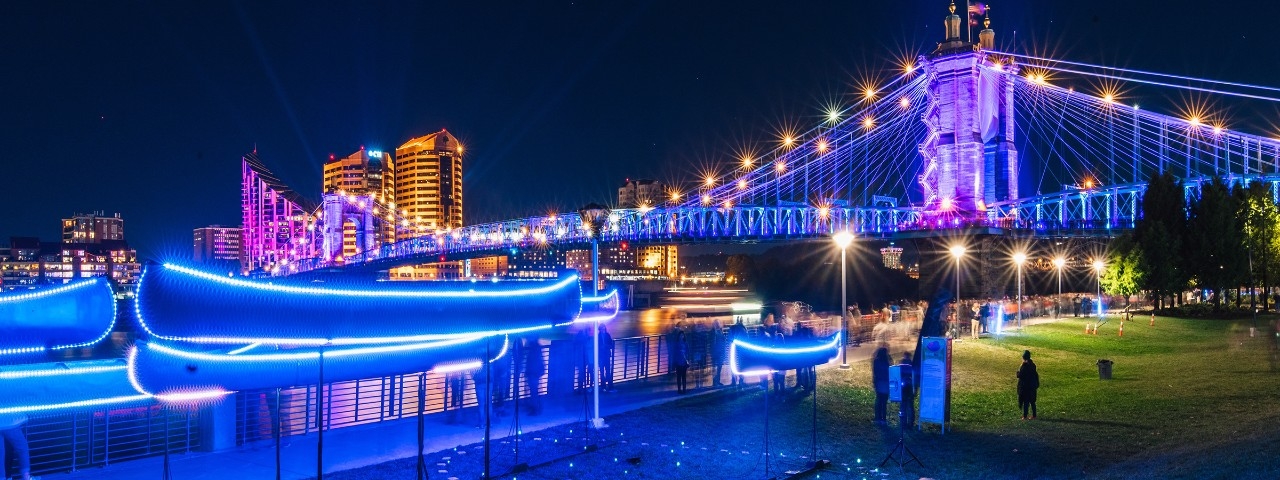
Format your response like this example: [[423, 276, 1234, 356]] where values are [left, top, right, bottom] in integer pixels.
[[949, 245, 967, 314], [1053, 257, 1065, 319], [578, 203, 610, 429], [833, 231, 855, 368], [1093, 259, 1105, 319], [1013, 252, 1027, 331]]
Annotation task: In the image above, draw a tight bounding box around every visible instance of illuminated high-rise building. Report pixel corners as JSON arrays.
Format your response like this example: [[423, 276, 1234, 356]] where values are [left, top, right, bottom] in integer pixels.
[[193, 226, 242, 264], [394, 130, 463, 238], [62, 212, 124, 244], [322, 148, 396, 252], [242, 151, 318, 275], [879, 243, 904, 270], [389, 130, 464, 279]]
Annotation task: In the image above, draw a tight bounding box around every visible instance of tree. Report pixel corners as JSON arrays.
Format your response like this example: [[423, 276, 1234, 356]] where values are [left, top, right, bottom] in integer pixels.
[[725, 254, 757, 285], [1102, 234, 1143, 310], [1135, 171, 1188, 309], [1185, 177, 1247, 308], [1239, 182, 1280, 312]]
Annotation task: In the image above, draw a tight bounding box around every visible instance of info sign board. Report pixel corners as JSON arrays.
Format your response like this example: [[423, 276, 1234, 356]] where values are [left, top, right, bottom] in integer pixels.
[[918, 336, 952, 432]]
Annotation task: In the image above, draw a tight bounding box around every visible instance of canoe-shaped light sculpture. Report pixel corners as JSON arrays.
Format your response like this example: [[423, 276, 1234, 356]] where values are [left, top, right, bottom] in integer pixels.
[[0, 278, 116, 355], [0, 360, 149, 415], [729, 333, 842, 377], [135, 263, 581, 345], [128, 335, 505, 396]]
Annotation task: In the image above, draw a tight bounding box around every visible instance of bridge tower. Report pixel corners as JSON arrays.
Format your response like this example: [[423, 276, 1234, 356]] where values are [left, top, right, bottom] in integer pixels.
[[917, 2, 1017, 220], [320, 193, 378, 263]]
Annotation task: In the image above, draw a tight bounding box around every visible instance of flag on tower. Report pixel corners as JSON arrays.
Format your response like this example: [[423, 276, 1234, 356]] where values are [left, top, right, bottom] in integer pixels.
[[968, 1, 987, 26]]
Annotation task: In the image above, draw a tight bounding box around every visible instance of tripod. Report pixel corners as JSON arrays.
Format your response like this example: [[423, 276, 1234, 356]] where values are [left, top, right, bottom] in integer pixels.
[[879, 401, 922, 471]]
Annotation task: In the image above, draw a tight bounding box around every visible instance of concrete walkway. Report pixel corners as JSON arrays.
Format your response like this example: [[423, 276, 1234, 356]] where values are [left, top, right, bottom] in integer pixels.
[[46, 313, 1091, 480]]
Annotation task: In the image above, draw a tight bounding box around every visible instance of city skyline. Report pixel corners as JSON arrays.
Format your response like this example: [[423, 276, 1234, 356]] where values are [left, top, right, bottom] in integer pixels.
[[3, 1, 1278, 257]]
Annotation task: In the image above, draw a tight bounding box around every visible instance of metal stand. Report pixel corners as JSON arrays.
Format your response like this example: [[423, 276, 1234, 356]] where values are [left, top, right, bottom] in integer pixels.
[[161, 406, 172, 480], [274, 388, 282, 480], [763, 377, 771, 480], [416, 373, 427, 480], [316, 348, 326, 480], [878, 404, 923, 471], [484, 340, 492, 480]]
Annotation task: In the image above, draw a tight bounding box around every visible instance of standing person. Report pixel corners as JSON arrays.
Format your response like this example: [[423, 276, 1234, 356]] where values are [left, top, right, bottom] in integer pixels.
[[492, 339, 512, 415], [872, 345, 890, 425], [898, 352, 915, 429], [767, 323, 786, 395], [598, 325, 615, 392], [1017, 350, 1040, 420], [728, 318, 748, 388], [710, 320, 726, 387], [850, 305, 863, 346], [445, 370, 466, 424], [0, 413, 35, 480], [671, 330, 689, 394], [573, 328, 591, 393], [523, 336, 545, 416]]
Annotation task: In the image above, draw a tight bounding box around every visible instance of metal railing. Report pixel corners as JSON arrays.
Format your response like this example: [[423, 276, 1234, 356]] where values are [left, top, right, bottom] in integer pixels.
[[18, 404, 200, 477]]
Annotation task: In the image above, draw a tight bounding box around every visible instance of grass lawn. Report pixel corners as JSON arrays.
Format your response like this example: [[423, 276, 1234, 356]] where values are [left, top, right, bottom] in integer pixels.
[[322, 315, 1280, 479]]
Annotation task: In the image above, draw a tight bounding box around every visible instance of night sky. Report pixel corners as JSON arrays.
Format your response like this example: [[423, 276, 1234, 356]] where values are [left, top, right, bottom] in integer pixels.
[[2, 1, 1277, 257]]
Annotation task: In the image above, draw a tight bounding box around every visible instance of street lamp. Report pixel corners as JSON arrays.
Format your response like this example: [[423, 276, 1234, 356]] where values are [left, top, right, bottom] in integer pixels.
[[578, 203, 610, 429], [833, 231, 855, 369], [1092, 259, 1105, 319], [1053, 257, 1066, 319], [949, 245, 967, 313], [1013, 252, 1027, 331]]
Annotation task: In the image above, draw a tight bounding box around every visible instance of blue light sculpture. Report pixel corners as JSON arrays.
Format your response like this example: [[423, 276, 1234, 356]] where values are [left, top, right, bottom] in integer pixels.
[[0, 278, 116, 355]]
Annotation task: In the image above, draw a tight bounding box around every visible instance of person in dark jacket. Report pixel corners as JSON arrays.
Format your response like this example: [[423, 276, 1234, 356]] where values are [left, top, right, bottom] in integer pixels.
[[573, 328, 591, 393], [898, 351, 915, 428], [671, 330, 690, 393], [728, 318, 748, 388], [872, 344, 891, 425], [711, 320, 726, 387], [1017, 349, 1040, 419], [599, 325, 615, 391]]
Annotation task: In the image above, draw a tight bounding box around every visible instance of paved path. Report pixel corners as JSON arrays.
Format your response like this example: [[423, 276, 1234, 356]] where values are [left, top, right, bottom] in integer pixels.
[[46, 311, 1095, 480]]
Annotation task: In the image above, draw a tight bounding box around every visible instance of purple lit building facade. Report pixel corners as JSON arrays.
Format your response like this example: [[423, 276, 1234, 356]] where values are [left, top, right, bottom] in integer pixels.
[[241, 152, 318, 275]]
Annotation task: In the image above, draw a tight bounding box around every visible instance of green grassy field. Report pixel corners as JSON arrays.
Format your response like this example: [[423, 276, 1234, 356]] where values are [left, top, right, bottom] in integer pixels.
[[324, 315, 1280, 479]]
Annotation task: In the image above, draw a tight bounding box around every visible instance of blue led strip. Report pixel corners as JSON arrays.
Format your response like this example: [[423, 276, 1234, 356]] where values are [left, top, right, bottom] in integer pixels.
[[728, 333, 841, 376], [0, 278, 117, 355], [134, 263, 581, 345], [127, 332, 521, 397], [562, 289, 620, 326], [0, 360, 152, 415]]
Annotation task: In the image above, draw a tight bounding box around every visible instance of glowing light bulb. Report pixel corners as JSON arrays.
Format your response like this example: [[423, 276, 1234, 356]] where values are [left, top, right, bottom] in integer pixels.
[[826, 108, 841, 123], [782, 135, 795, 147], [741, 155, 753, 168], [899, 97, 910, 109], [705, 176, 715, 186], [737, 179, 747, 190], [775, 161, 786, 173], [1188, 116, 1201, 126], [864, 88, 875, 99], [817, 139, 828, 153], [1013, 252, 1027, 265], [862, 117, 875, 129], [701, 194, 711, 205]]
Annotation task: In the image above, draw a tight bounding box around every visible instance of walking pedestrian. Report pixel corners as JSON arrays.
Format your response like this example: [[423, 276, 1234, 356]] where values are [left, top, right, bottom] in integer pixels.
[[671, 330, 689, 394], [711, 320, 726, 387], [0, 413, 36, 480], [872, 345, 890, 425], [1017, 349, 1040, 420]]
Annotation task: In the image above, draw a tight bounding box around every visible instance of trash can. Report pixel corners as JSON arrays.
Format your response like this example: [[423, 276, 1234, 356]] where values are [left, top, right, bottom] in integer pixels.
[[1096, 359, 1113, 380]]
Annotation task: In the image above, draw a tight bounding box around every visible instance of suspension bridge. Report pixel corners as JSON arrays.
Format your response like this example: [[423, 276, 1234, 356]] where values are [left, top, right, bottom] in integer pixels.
[[255, 5, 1280, 276]]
